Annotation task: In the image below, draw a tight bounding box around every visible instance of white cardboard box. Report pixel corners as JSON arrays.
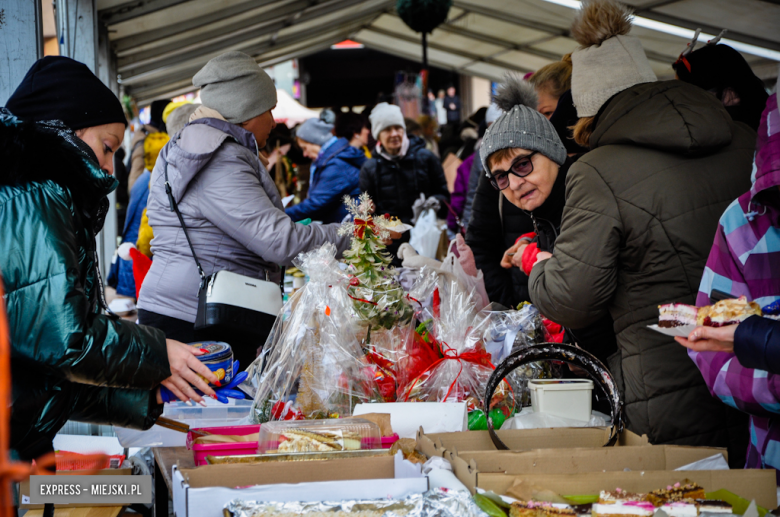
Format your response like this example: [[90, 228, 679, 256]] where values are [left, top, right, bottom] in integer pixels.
[[353, 402, 468, 439], [172, 452, 428, 516]]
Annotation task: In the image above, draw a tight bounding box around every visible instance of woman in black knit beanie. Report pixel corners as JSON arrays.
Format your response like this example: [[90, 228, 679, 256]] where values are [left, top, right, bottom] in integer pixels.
[[1, 56, 216, 463]]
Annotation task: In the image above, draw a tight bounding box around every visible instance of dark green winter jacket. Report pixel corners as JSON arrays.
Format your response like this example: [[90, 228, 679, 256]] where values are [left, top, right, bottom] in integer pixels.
[[0, 110, 170, 461], [528, 82, 753, 461]]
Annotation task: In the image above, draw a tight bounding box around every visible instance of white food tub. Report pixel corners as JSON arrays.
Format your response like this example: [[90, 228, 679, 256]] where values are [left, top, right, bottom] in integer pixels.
[[529, 379, 594, 422]]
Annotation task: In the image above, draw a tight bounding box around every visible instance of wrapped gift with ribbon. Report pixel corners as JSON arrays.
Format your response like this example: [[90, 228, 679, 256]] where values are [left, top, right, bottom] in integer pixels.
[[245, 242, 386, 423], [399, 268, 516, 429]]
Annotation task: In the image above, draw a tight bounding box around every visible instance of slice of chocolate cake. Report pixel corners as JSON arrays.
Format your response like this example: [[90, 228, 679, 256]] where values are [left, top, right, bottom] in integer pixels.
[[646, 482, 705, 506]]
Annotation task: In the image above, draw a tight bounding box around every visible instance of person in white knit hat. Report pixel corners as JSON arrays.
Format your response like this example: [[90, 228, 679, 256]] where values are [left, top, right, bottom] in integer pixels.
[[359, 102, 450, 264], [526, 0, 755, 463]]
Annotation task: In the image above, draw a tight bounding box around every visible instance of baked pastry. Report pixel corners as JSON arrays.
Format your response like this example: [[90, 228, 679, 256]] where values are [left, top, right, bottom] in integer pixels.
[[659, 501, 698, 517], [697, 296, 762, 327], [509, 502, 539, 517], [592, 501, 655, 517], [658, 303, 700, 328], [599, 489, 646, 504], [594, 488, 655, 517], [696, 500, 733, 514], [509, 502, 576, 517], [385, 216, 404, 228], [570, 504, 593, 517], [646, 482, 705, 506], [276, 429, 361, 453], [658, 297, 762, 329]]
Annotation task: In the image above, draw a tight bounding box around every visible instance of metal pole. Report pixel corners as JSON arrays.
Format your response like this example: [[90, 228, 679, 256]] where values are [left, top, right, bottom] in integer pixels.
[[422, 31, 428, 70]]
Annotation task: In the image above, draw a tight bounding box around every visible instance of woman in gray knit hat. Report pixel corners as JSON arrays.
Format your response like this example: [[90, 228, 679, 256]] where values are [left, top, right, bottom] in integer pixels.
[[480, 73, 617, 370], [137, 51, 350, 368], [526, 0, 753, 463]]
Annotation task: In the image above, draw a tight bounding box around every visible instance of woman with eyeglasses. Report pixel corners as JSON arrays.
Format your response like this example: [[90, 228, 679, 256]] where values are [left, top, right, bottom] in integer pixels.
[[518, 0, 754, 460], [477, 74, 618, 367]]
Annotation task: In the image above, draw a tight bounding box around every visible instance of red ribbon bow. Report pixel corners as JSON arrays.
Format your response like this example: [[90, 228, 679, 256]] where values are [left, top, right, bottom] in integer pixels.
[[403, 341, 494, 403], [353, 217, 376, 239]]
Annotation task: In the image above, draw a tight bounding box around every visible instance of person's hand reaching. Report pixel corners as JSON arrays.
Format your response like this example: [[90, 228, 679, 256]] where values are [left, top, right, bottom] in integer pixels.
[[161, 340, 218, 405], [675, 324, 737, 353], [381, 230, 402, 246], [501, 240, 529, 269]]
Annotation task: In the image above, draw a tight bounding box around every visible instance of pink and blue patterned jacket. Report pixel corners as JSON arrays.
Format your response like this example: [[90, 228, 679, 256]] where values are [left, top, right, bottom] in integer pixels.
[[690, 91, 780, 482]]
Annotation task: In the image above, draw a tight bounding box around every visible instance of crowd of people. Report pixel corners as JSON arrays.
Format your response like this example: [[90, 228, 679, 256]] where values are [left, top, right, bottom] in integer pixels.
[[0, 0, 778, 483]]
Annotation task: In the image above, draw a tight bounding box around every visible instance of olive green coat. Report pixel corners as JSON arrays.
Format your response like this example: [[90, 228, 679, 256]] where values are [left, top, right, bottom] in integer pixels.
[[528, 82, 753, 456], [0, 111, 170, 460]]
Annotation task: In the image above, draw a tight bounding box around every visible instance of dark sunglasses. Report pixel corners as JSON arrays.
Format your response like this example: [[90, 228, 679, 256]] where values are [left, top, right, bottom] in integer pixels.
[[488, 151, 538, 190]]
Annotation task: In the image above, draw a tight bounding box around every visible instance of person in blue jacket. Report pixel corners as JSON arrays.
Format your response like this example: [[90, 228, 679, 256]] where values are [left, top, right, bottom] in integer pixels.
[[286, 117, 366, 223]]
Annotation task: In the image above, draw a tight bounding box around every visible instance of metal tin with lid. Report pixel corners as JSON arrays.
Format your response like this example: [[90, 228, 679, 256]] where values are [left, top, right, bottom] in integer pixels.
[[189, 341, 233, 386]]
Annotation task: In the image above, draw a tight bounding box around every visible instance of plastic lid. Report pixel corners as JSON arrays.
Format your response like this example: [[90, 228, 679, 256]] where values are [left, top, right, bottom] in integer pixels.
[[257, 418, 381, 454], [528, 379, 594, 391], [188, 341, 232, 362]]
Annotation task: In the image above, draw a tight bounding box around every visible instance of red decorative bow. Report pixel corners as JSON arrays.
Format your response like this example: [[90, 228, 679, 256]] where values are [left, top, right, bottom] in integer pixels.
[[402, 341, 494, 403], [353, 217, 376, 239]]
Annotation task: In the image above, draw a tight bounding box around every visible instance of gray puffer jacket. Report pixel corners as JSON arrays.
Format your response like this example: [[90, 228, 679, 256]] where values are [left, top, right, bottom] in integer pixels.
[[138, 118, 349, 322]]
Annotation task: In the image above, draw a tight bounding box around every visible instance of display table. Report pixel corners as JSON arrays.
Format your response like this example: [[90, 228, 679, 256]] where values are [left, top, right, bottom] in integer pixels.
[[153, 447, 195, 517]]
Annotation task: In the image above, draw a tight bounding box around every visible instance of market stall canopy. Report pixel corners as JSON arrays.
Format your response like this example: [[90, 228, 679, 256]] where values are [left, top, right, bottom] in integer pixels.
[[100, 0, 780, 106], [273, 89, 320, 127]]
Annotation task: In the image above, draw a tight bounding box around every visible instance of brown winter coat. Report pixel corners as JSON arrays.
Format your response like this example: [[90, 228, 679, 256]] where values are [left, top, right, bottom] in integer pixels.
[[528, 81, 753, 461]]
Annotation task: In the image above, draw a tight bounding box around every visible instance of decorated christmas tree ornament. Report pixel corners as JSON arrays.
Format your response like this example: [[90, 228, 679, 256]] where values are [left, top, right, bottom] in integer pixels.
[[339, 193, 414, 332]]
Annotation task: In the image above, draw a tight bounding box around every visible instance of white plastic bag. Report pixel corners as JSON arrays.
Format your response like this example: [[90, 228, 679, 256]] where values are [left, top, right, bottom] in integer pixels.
[[500, 407, 609, 429], [409, 208, 442, 258], [439, 240, 489, 310]]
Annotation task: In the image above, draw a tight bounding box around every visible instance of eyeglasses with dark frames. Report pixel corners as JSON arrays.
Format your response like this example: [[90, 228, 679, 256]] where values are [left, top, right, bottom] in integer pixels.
[[488, 151, 538, 190]]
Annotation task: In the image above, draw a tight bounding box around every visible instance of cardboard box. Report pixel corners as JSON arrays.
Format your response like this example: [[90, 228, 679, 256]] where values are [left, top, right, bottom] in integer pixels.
[[416, 426, 648, 458], [19, 468, 132, 510], [449, 445, 728, 477], [470, 470, 777, 510], [172, 452, 428, 516]]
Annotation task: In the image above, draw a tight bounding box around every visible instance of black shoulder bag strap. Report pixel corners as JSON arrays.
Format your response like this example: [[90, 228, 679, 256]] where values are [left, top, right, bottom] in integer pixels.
[[162, 160, 207, 290]]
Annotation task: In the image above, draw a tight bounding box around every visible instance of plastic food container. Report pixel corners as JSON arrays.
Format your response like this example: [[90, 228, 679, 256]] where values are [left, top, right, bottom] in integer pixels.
[[189, 341, 233, 387], [529, 379, 594, 422], [114, 399, 252, 448], [186, 424, 261, 466], [257, 418, 381, 454], [381, 434, 400, 449]]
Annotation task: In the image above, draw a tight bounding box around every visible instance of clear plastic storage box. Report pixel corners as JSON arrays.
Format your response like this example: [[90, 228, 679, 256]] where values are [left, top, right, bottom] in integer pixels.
[[114, 399, 253, 448], [257, 418, 381, 454]]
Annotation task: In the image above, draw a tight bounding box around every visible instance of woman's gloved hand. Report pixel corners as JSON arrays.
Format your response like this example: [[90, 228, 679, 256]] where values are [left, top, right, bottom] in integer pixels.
[[159, 361, 248, 404]]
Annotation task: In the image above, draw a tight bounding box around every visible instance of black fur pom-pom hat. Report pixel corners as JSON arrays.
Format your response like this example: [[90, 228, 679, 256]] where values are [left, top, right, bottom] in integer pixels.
[[480, 73, 567, 173], [570, 0, 657, 117]]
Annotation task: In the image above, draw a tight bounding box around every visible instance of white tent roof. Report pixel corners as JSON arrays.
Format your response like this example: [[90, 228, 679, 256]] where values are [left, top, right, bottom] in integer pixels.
[[273, 88, 320, 127], [99, 0, 780, 105]]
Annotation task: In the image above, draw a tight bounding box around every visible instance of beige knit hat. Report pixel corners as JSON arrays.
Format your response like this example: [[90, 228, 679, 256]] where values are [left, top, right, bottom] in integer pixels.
[[193, 51, 277, 124], [570, 0, 657, 118]]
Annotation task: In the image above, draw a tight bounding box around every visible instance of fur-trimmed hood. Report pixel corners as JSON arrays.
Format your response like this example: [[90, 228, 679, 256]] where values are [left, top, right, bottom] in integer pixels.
[[0, 108, 117, 217]]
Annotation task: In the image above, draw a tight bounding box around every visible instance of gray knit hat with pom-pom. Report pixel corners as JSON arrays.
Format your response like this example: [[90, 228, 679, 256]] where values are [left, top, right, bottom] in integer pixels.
[[480, 73, 567, 174]]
